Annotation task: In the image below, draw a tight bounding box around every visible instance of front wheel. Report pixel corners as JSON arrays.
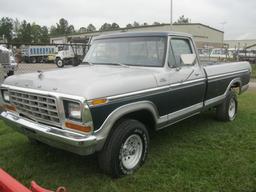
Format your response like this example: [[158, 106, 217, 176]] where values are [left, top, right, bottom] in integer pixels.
[[56, 58, 64, 68], [216, 90, 238, 121], [98, 119, 149, 178]]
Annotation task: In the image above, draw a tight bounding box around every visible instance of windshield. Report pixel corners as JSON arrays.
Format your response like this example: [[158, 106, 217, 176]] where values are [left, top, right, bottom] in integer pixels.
[[83, 36, 167, 67]]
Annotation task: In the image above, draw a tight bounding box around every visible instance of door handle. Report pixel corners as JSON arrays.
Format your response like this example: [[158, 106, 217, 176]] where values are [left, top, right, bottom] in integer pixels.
[[194, 73, 200, 76]]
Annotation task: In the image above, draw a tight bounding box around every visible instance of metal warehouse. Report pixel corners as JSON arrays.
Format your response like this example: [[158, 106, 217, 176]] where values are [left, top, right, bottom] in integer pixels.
[[50, 23, 224, 49]]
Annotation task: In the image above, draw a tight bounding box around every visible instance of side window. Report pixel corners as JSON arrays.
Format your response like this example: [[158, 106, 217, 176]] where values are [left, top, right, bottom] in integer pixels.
[[170, 39, 193, 66]]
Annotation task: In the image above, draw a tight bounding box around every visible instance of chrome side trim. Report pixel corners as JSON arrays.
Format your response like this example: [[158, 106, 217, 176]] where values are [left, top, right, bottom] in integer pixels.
[[207, 69, 249, 80], [157, 102, 203, 130], [105, 78, 206, 102], [158, 112, 200, 130], [168, 102, 203, 120], [204, 95, 225, 107]]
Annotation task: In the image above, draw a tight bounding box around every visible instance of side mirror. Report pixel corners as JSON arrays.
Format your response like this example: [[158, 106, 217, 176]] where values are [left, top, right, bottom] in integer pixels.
[[180, 54, 196, 65]]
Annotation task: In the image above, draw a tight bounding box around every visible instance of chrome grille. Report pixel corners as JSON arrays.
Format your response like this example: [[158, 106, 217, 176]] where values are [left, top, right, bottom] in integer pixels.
[[9, 90, 61, 126]]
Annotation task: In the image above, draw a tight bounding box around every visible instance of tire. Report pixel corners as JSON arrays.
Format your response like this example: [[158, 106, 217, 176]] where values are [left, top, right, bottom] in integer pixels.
[[31, 57, 37, 64], [216, 90, 238, 121], [98, 119, 149, 178], [56, 58, 64, 68]]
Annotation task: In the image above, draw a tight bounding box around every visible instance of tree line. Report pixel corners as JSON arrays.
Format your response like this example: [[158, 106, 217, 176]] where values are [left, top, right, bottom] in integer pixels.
[[0, 16, 190, 44]]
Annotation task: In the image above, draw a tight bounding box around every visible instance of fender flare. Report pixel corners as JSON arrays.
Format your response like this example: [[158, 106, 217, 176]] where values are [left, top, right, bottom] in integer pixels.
[[94, 101, 159, 150]]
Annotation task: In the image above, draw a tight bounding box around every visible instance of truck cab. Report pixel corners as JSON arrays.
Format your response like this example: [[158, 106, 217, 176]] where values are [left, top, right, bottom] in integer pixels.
[[55, 44, 86, 68]]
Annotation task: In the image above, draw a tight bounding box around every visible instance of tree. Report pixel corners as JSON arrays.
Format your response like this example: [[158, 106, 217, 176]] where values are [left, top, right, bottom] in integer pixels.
[[143, 22, 148, 26], [111, 22, 120, 30], [50, 18, 75, 35], [99, 23, 112, 31], [31, 23, 42, 43], [87, 24, 96, 32], [153, 22, 161, 25], [78, 27, 87, 33], [126, 23, 133, 28], [176, 15, 190, 24], [17, 20, 33, 43], [133, 21, 140, 27], [0, 17, 13, 43], [39, 26, 49, 43], [12, 18, 20, 39]]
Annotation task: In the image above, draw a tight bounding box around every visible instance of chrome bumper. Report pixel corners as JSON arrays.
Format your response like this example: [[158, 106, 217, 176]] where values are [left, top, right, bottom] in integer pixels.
[[0, 111, 98, 155]]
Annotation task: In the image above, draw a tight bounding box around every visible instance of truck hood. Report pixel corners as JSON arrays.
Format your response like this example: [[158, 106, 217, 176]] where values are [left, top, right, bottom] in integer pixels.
[[4, 65, 164, 100]]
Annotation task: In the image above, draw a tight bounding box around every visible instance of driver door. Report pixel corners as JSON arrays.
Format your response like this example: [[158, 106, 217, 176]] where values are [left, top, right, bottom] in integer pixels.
[[166, 37, 206, 121]]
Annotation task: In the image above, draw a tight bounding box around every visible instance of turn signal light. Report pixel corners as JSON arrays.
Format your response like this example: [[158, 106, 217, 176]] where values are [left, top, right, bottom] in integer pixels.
[[65, 121, 91, 133], [90, 98, 108, 106]]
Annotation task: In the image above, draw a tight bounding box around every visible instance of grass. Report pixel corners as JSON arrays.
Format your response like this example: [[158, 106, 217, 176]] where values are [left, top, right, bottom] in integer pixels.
[[1, 91, 256, 192], [252, 64, 256, 79]]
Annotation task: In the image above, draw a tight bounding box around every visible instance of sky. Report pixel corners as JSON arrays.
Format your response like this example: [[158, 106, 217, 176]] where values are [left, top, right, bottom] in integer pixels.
[[0, 0, 255, 40]]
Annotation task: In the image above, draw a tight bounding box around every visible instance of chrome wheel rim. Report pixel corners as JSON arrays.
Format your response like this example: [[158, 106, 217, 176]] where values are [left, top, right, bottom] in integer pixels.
[[121, 134, 143, 170], [228, 98, 236, 118]]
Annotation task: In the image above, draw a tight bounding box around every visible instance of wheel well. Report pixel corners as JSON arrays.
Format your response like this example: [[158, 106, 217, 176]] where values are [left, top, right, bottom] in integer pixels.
[[113, 109, 157, 133]]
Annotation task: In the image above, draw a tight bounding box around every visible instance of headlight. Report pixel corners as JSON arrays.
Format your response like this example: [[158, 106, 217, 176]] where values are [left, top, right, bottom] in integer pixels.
[[64, 100, 82, 121], [1, 90, 10, 103]]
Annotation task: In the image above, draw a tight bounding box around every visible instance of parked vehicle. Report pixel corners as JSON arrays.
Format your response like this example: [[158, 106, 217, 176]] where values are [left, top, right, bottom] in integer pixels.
[[55, 44, 84, 68], [238, 49, 256, 63], [22, 45, 57, 63], [0, 45, 18, 77], [210, 48, 232, 60], [0, 32, 251, 177], [55, 37, 92, 68]]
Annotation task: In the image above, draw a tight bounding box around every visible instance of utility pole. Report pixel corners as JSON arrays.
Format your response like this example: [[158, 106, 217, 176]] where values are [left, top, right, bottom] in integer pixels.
[[170, 0, 173, 30]]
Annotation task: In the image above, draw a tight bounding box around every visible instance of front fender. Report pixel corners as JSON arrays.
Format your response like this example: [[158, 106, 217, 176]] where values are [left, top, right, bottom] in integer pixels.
[[94, 101, 159, 150]]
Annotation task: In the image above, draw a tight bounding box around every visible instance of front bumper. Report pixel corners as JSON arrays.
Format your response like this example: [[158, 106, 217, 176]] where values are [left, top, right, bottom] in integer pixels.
[[1, 111, 98, 155]]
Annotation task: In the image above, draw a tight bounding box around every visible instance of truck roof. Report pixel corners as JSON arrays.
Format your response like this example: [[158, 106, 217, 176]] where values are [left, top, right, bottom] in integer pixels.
[[93, 31, 193, 40]]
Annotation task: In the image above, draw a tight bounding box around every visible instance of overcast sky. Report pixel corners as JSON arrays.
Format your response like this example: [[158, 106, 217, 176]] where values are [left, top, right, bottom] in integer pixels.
[[0, 0, 255, 40]]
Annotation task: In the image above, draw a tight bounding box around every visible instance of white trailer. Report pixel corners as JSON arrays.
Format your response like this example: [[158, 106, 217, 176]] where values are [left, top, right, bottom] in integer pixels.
[[22, 45, 58, 63]]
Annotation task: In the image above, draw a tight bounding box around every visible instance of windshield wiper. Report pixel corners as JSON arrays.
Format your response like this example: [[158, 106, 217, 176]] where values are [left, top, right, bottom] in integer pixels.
[[81, 61, 94, 66]]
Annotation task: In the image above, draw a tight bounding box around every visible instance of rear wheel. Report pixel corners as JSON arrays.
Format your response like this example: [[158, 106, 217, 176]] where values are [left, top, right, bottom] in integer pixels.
[[98, 119, 149, 178], [56, 58, 64, 68], [216, 90, 237, 121]]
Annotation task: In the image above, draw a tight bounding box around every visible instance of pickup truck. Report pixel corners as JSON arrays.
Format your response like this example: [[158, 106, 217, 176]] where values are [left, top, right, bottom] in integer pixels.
[[0, 32, 251, 178]]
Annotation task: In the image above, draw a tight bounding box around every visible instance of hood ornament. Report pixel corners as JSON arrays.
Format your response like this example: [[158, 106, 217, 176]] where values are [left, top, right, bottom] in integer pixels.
[[37, 70, 44, 80]]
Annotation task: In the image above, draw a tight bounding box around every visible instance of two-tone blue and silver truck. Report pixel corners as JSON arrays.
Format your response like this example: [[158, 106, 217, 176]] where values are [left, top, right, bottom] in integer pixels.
[[0, 32, 251, 177]]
